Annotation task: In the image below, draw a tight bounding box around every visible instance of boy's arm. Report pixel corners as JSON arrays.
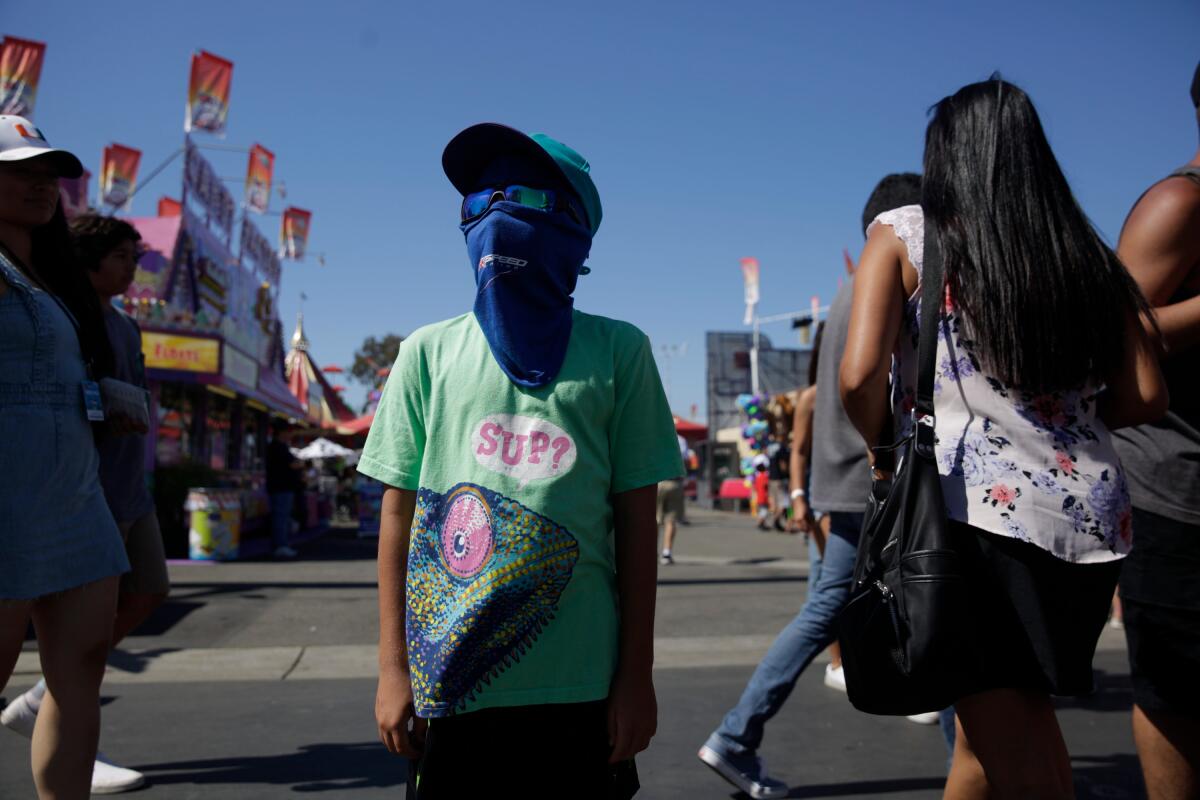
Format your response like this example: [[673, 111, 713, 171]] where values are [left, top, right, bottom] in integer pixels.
[[608, 483, 659, 764], [376, 486, 426, 757]]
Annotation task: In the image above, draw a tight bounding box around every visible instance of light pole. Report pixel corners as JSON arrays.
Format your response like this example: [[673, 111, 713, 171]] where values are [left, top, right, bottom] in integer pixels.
[[657, 342, 687, 412]]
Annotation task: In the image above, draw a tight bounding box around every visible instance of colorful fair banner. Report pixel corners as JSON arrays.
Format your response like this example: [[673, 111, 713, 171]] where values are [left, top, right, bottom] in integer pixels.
[[157, 196, 182, 217], [244, 143, 274, 214], [0, 36, 46, 117], [280, 207, 312, 260], [100, 144, 141, 210], [142, 332, 221, 374], [185, 50, 233, 135], [740, 257, 760, 325], [59, 168, 91, 219]]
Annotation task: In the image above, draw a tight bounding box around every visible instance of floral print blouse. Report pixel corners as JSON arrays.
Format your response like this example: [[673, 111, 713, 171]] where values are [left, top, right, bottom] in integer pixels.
[[872, 205, 1131, 564]]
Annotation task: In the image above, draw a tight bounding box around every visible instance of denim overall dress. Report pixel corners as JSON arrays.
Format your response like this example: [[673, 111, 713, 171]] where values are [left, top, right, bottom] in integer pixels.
[[0, 250, 128, 600]]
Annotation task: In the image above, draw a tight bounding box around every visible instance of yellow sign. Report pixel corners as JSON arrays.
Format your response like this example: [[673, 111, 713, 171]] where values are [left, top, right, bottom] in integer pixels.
[[143, 332, 220, 374]]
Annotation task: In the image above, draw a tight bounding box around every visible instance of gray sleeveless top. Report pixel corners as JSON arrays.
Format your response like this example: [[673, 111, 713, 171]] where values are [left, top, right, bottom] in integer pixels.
[[1113, 166, 1200, 526]]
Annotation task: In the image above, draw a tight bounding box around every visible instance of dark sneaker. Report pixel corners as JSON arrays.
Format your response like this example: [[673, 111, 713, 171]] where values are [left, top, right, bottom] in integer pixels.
[[698, 742, 788, 799]]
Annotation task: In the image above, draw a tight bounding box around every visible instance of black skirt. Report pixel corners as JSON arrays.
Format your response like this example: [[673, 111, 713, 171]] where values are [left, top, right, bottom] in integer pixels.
[[951, 521, 1121, 700]]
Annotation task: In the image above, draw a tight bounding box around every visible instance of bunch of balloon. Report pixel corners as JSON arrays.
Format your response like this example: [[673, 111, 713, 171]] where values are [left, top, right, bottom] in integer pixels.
[[736, 393, 771, 513]]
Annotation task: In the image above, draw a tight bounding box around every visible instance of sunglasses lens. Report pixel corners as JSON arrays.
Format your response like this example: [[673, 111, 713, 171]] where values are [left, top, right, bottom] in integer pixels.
[[507, 185, 554, 210], [462, 190, 496, 221]]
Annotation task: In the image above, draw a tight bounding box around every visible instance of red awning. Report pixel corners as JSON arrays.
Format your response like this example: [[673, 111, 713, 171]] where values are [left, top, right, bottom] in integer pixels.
[[673, 416, 708, 438], [338, 413, 374, 435]]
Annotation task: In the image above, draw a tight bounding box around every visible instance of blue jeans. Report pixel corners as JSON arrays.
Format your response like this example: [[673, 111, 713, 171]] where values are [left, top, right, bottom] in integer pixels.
[[269, 492, 295, 549], [709, 511, 864, 756]]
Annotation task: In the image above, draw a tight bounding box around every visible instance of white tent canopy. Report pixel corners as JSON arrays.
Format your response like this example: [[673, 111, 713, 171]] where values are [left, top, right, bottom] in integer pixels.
[[292, 437, 356, 461]]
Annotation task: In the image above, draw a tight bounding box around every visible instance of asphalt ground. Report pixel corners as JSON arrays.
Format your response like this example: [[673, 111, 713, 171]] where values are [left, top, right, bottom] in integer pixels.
[[0, 508, 1145, 799]]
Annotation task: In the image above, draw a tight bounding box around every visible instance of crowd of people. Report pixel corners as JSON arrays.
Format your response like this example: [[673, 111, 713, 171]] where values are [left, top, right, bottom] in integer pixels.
[[0, 62, 1197, 800]]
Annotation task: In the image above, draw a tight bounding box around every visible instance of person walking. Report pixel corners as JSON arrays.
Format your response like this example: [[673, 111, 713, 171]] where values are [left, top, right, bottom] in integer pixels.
[[753, 457, 771, 531], [657, 476, 685, 564], [697, 173, 922, 799], [266, 419, 303, 559], [361, 123, 681, 798], [767, 439, 790, 532], [3, 213, 171, 793], [840, 77, 1167, 799], [1111, 61, 1200, 800], [0, 115, 130, 799]]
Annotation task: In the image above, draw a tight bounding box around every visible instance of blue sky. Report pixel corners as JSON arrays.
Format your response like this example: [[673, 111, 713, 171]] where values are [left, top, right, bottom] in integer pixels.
[[8, 0, 1198, 418]]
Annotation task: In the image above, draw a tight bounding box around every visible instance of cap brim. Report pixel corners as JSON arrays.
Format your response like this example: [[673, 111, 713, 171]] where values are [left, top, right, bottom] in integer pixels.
[[0, 146, 84, 179], [442, 123, 565, 196]]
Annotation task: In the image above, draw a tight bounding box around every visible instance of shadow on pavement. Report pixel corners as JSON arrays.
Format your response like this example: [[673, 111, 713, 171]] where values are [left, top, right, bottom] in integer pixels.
[[127, 600, 205, 636], [107, 647, 184, 674], [1072, 753, 1146, 799], [136, 741, 406, 793], [772, 776, 946, 797], [660, 575, 807, 587]]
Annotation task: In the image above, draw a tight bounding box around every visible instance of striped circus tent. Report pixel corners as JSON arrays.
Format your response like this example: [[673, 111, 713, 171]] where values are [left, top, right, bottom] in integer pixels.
[[285, 313, 357, 429]]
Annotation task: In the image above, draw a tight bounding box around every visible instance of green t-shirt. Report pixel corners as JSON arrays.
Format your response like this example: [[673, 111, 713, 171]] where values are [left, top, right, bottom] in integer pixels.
[[358, 310, 683, 718]]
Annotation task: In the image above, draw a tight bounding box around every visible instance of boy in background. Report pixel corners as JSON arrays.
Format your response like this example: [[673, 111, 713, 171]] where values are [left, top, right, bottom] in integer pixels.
[[753, 457, 771, 531]]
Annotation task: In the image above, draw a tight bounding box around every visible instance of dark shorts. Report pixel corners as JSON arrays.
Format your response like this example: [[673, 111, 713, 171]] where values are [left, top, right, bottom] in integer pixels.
[[1120, 508, 1200, 718], [952, 522, 1120, 700], [406, 701, 639, 800]]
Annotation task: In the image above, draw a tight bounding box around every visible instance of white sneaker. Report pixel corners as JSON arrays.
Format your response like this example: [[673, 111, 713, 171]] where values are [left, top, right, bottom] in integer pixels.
[[273, 545, 299, 559], [823, 663, 847, 693], [92, 753, 145, 794], [906, 711, 942, 725], [0, 689, 38, 739]]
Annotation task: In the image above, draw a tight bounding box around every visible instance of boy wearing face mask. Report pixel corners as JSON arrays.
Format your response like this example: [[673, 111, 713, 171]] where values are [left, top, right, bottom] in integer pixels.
[[360, 124, 682, 799]]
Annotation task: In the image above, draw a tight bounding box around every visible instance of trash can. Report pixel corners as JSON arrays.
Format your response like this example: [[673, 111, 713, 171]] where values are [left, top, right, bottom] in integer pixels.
[[186, 488, 237, 560]]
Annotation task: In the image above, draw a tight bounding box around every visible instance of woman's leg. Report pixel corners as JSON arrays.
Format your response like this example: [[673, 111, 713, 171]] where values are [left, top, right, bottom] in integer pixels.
[[0, 600, 34, 692], [949, 688, 1073, 800], [944, 713, 990, 799], [29, 576, 119, 799]]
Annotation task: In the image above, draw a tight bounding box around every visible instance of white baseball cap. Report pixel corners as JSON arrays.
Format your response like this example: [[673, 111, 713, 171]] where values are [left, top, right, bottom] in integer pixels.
[[0, 115, 83, 178]]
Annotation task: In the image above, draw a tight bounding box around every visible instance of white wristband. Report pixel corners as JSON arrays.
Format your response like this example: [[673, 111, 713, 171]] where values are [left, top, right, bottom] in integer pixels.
[[790, 488, 807, 500]]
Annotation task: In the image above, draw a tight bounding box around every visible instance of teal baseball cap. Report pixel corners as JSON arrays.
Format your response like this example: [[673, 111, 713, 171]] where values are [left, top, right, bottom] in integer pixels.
[[442, 123, 603, 236]]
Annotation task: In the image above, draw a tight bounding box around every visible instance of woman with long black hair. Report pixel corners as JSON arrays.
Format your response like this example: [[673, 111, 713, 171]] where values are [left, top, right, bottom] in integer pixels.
[[840, 79, 1168, 798], [0, 115, 129, 798]]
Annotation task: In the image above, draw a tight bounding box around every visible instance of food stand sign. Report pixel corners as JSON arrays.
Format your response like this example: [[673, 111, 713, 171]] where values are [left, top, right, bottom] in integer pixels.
[[143, 332, 220, 374], [222, 343, 259, 388]]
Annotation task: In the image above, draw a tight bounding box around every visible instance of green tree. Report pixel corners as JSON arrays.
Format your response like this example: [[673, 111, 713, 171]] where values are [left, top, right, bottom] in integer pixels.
[[351, 333, 404, 387]]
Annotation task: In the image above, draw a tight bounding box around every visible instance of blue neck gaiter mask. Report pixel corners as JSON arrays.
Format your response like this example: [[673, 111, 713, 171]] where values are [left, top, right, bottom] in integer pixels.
[[462, 201, 592, 388]]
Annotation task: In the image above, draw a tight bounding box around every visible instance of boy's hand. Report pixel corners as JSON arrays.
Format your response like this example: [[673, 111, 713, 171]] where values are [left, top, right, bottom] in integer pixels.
[[607, 668, 657, 763], [376, 667, 427, 758]]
